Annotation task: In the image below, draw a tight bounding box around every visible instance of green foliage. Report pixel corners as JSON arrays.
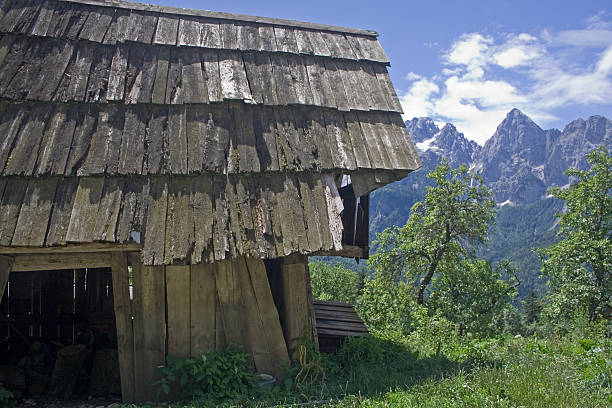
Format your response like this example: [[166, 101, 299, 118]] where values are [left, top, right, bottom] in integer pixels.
[[156, 347, 257, 401], [0, 386, 12, 408], [539, 145, 612, 321], [369, 159, 495, 305], [310, 261, 363, 304], [428, 259, 518, 337], [356, 274, 414, 335]]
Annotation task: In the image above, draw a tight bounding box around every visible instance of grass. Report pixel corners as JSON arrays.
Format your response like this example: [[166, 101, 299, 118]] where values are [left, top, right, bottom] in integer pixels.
[[129, 332, 611, 408]]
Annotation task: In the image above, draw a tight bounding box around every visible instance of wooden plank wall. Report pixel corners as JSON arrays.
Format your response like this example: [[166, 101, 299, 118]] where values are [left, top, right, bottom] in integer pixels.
[[269, 254, 316, 358], [164, 257, 289, 376]]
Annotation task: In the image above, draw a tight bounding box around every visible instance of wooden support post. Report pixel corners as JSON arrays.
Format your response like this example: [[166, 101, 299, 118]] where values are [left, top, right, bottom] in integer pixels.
[[0, 255, 13, 303], [279, 254, 315, 358], [130, 254, 166, 401], [110, 252, 135, 403]]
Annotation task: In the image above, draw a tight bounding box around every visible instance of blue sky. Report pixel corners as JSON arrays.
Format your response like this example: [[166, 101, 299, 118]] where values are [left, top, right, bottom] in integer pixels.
[[148, 0, 611, 144]]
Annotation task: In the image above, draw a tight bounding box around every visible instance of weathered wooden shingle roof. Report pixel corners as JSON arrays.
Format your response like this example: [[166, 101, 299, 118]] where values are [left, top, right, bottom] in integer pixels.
[[0, 0, 420, 265]]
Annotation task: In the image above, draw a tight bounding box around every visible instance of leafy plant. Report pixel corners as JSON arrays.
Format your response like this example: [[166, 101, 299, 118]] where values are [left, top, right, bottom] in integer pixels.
[[310, 261, 363, 304], [0, 386, 12, 408], [156, 346, 257, 401]]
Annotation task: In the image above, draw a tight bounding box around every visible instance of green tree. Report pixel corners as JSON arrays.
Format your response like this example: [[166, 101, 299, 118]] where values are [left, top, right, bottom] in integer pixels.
[[539, 145, 612, 320], [309, 261, 361, 304], [357, 274, 414, 334], [369, 160, 496, 305], [523, 290, 542, 325], [428, 258, 518, 336]]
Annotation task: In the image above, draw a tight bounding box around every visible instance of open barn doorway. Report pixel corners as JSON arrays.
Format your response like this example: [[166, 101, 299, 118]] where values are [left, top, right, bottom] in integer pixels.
[[0, 267, 122, 400]]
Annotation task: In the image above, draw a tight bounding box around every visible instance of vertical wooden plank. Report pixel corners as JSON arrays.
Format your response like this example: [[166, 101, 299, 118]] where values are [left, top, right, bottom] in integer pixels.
[[131, 253, 166, 401], [166, 265, 190, 357], [190, 263, 216, 355], [244, 258, 290, 374], [110, 252, 135, 403], [0, 255, 12, 303], [214, 259, 244, 347], [280, 255, 314, 358]]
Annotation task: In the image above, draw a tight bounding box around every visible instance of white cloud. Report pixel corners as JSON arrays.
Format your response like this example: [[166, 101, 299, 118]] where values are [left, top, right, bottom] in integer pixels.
[[400, 14, 612, 145]]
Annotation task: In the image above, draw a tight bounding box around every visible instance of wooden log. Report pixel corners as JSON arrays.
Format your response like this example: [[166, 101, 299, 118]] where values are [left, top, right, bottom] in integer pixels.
[[0, 242, 141, 255], [166, 265, 190, 357], [110, 252, 135, 402], [0, 255, 12, 303], [130, 253, 165, 401]]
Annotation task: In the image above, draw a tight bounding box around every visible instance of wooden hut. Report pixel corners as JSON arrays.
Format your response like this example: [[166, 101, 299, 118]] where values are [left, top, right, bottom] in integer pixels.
[[0, 0, 421, 402]]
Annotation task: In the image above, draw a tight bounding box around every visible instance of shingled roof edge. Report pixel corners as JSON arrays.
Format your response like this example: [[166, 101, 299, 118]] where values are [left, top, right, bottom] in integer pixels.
[[59, 0, 380, 37]]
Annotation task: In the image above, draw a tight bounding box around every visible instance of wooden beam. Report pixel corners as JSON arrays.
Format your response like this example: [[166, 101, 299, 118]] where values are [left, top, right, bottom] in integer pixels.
[[315, 245, 367, 258], [110, 252, 136, 403], [0, 242, 142, 255], [10, 253, 112, 272], [166, 265, 191, 357], [0, 255, 13, 303]]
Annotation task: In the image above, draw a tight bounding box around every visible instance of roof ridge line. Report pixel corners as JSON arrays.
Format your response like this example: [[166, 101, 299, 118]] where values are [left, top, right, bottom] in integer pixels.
[[58, 0, 380, 37]]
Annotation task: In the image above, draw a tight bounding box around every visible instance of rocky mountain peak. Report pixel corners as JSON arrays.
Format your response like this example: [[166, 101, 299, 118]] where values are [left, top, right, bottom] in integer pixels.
[[405, 117, 440, 143]]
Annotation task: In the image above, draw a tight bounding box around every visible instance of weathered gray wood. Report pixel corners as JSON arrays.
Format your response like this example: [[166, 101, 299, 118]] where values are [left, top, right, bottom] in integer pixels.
[[357, 111, 391, 169], [0, 103, 25, 173], [181, 48, 208, 103], [9, 252, 110, 271], [302, 107, 332, 169], [130, 255, 165, 401], [107, 45, 129, 101], [297, 175, 323, 251], [252, 106, 280, 171], [214, 259, 244, 346], [329, 32, 357, 60], [287, 56, 314, 106], [233, 105, 260, 173], [1, 0, 40, 34], [92, 178, 124, 242], [165, 48, 183, 104], [0, 37, 27, 96], [212, 176, 230, 260], [164, 177, 193, 265], [304, 56, 335, 108], [0, 34, 16, 67], [135, 13, 158, 43], [219, 20, 239, 49], [45, 177, 79, 246], [166, 265, 191, 357], [207, 105, 231, 173], [356, 35, 389, 63], [80, 104, 124, 175], [373, 64, 402, 112], [110, 252, 136, 403], [308, 31, 331, 57], [4, 104, 51, 176], [243, 52, 277, 105], [0, 242, 141, 254], [0, 179, 26, 246], [102, 8, 130, 45], [234, 176, 256, 257], [65, 177, 104, 242], [29, 1, 54, 36], [27, 40, 74, 101], [257, 25, 277, 52], [84, 45, 113, 102], [225, 176, 244, 256], [64, 105, 96, 176], [219, 50, 252, 101], [186, 104, 211, 173], [59, 0, 379, 37], [177, 17, 202, 46], [12, 178, 58, 247], [322, 59, 349, 111], [115, 177, 147, 243], [312, 176, 333, 250], [359, 63, 390, 111], [190, 263, 216, 353], [270, 53, 298, 105], [274, 25, 298, 53], [324, 109, 357, 170], [344, 111, 371, 169], [119, 107, 147, 174], [78, 7, 114, 42], [64, 41, 94, 102], [167, 105, 188, 174], [388, 113, 421, 169], [295, 29, 314, 55], [322, 174, 344, 250], [279, 175, 308, 253], [251, 176, 276, 259], [136, 48, 158, 104], [154, 15, 179, 45], [2, 38, 48, 101], [124, 45, 145, 104], [0, 255, 13, 304], [151, 47, 169, 104], [190, 176, 214, 264], [142, 176, 168, 265], [201, 49, 222, 102], [200, 20, 222, 48], [337, 60, 369, 111]]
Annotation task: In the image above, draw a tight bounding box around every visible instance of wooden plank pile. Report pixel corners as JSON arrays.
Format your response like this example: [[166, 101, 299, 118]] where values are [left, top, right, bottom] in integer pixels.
[[313, 300, 368, 353]]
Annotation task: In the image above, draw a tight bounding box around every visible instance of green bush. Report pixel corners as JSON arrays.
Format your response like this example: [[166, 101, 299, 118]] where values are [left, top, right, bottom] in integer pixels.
[[156, 347, 257, 401], [0, 386, 12, 408], [310, 261, 362, 303]]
